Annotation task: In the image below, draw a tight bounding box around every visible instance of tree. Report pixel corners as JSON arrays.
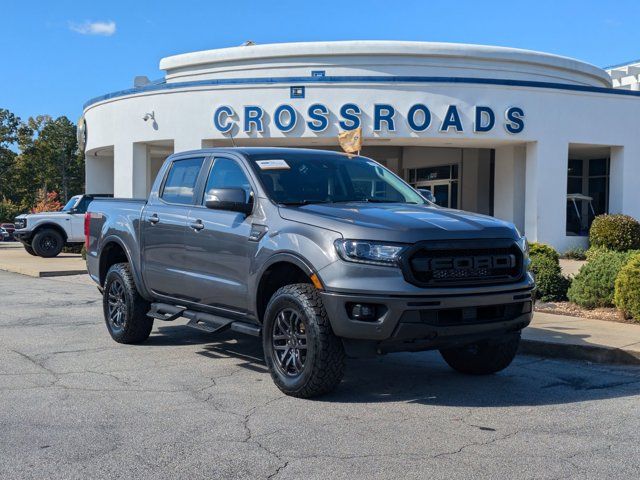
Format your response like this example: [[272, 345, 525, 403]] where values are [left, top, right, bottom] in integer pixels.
[[0, 109, 20, 201], [13, 115, 84, 206], [31, 189, 63, 213]]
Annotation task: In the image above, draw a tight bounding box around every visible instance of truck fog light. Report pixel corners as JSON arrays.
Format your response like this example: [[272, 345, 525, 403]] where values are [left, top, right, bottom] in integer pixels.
[[347, 303, 379, 321]]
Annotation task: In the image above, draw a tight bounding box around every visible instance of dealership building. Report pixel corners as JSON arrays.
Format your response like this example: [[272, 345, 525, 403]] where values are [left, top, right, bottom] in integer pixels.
[[81, 41, 640, 251]]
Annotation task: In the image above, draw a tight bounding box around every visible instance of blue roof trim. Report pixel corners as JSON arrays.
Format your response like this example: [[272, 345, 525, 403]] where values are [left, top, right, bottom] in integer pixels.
[[83, 75, 638, 110], [603, 59, 640, 70]]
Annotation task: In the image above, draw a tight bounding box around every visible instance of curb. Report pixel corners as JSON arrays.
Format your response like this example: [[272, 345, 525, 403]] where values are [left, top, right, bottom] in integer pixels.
[[520, 339, 640, 366], [0, 266, 87, 278]]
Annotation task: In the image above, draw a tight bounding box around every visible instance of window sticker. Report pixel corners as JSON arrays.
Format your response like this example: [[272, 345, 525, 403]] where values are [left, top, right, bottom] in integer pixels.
[[256, 159, 290, 170]]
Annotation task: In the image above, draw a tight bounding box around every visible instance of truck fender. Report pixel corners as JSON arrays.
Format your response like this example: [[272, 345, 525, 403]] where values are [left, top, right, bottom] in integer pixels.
[[99, 235, 151, 300]]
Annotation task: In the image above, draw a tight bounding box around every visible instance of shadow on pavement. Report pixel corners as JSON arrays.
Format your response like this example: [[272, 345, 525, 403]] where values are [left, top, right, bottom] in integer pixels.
[[150, 324, 640, 407]]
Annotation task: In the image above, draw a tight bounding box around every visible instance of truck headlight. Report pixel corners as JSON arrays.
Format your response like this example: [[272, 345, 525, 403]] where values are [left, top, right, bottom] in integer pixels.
[[516, 235, 529, 259], [334, 239, 406, 267]]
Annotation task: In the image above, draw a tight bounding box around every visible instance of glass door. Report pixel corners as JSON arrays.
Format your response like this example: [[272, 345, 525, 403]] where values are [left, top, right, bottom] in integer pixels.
[[408, 164, 459, 209]]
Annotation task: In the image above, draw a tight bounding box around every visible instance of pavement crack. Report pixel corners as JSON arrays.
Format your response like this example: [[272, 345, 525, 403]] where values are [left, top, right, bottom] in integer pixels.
[[431, 430, 520, 459]]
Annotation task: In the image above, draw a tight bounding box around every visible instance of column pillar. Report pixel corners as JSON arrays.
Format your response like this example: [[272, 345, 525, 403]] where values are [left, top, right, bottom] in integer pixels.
[[493, 145, 526, 233], [114, 142, 149, 198], [524, 140, 568, 248], [610, 144, 640, 219]]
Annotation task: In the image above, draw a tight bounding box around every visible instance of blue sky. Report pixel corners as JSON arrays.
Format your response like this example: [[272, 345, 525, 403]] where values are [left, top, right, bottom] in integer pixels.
[[3, 0, 640, 122]]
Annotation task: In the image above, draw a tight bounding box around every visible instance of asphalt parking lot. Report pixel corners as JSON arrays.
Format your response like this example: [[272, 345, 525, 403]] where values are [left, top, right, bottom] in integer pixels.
[[1, 270, 639, 479]]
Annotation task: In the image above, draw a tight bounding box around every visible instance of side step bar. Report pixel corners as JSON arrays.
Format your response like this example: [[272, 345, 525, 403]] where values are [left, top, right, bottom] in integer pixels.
[[146, 302, 261, 337]]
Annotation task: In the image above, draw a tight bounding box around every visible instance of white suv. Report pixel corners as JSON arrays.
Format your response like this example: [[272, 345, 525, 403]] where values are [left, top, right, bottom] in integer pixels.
[[14, 194, 112, 257]]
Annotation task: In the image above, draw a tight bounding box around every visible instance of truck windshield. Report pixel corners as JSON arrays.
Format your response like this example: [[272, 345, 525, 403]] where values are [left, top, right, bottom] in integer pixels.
[[250, 154, 425, 206], [61, 196, 81, 212]]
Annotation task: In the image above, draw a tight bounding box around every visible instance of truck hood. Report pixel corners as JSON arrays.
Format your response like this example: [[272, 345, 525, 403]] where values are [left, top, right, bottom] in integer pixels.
[[278, 203, 519, 243]]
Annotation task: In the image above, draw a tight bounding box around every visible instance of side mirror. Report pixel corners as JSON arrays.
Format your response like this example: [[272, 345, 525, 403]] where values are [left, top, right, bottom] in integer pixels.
[[205, 188, 253, 215], [417, 188, 435, 204]]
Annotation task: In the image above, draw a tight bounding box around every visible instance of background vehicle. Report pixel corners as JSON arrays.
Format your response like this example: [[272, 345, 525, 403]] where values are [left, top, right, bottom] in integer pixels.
[[0, 223, 16, 241], [14, 194, 112, 257], [86, 148, 534, 398], [0, 227, 9, 241]]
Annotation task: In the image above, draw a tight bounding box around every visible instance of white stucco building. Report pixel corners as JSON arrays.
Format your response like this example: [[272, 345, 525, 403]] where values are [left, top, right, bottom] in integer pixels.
[[81, 41, 640, 252]]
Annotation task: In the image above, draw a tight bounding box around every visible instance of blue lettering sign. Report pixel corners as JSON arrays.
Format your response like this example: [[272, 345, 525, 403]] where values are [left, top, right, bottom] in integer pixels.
[[373, 104, 396, 132], [274, 104, 297, 132], [307, 104, 329, 132], [339, 103, 361, 130], [474, 106, 495, 133], [244, 106, 264, 133], [213, 105, 235, 133], [407, 104, 431, 131], [440, 105, 463, 132], [505, 107, 525, 134]]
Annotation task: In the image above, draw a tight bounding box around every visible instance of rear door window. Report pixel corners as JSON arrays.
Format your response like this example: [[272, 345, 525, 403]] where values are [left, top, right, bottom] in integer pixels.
[[161, 157, 205, 204]]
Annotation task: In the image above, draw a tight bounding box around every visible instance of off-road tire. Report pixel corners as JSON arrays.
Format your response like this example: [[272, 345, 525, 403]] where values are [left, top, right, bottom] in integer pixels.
[[103, 263, 153, 344], [23, 245, 37, 256], [440, 333, 521, 375], [263, 284, 345, 398], [32, 228, 64, 257]]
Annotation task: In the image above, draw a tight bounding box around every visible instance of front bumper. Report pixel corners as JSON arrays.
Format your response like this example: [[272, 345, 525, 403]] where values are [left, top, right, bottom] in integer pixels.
[[320, 283, 534, 355], [13, 229, 32, 244]]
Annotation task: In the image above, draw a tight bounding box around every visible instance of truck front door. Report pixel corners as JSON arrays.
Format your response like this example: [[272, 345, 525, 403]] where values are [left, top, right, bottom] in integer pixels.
[[141, 156, 206, 300], [184, 156, 257, 313]]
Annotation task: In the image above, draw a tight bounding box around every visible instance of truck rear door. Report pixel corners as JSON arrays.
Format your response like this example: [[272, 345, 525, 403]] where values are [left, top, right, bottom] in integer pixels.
[[141, 156, 206, 300]]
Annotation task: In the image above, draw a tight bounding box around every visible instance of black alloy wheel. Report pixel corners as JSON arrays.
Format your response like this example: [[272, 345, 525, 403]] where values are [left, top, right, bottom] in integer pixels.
[[107, 278, 127, 334], [271, 308, 308, 377]]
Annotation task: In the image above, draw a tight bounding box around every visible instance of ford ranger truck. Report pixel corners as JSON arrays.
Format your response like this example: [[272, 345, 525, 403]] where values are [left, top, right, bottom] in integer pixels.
[[14, 194, 112, 257], [86, 148, 534, 398]]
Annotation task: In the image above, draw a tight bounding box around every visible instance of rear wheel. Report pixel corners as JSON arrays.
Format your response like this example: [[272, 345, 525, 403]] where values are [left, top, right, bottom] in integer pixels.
[[103, 263, 153, 344], [23, 245, 37, 256], [263, 284, 345, 398], [32, 228, 64, 257], [439, 333, 521, 375]]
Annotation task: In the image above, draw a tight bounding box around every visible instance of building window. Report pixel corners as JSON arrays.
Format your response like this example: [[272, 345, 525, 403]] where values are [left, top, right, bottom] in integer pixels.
[[407, 164, 459, 209], [566, 158, 609, 236]]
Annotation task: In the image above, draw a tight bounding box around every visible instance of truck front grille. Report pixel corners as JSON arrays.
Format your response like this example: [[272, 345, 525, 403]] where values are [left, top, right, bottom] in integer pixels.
[[401, 239, 524, 287]]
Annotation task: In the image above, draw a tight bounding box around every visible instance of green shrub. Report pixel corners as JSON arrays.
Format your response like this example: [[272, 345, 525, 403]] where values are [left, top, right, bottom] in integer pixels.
[[568, 250, 634, 308], [586, 246, 640, 262], [81, 245, 87, 260], [562, 247, 587, 261], [529, 242, 559, 263], [528, 243, 570, 301], [614, 254, 640, 321], [589, 214, 640, 252]]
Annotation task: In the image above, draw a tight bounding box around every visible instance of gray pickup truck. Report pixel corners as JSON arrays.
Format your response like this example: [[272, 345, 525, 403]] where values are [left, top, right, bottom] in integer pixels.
[[86, 147, 534, 398]]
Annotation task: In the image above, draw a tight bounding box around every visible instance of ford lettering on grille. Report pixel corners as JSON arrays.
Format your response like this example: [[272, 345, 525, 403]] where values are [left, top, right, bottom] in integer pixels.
[[410, 254, 517, 281]]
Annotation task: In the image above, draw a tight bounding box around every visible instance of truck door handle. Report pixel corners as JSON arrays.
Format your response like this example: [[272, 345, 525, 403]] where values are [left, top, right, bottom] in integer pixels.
[[149, 214, 159, 225], [189, 220, 204, 231]]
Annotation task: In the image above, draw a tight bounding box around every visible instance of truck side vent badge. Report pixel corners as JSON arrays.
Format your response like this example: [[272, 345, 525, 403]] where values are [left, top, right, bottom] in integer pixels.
[[249, 224, 268, 241]]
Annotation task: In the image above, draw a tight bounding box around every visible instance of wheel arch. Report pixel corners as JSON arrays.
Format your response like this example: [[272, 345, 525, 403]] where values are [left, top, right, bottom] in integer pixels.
[[32, 223, 68, 243], [254, 253, 318, 324], [98, 237, 148, 298]]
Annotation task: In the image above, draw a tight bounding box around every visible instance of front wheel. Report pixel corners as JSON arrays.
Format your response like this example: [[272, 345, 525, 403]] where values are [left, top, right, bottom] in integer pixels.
[[102, 263, 153, 344], [263, 284, 345, 398], [439, 333, 521, 375], [31, 228, 64, 257]]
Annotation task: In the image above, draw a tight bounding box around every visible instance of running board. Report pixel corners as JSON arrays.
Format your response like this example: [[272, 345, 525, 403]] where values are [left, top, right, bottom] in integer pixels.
[[147, 303, 185, 321], [146, 303, 262, 337], [184, 311, 234, 334]]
